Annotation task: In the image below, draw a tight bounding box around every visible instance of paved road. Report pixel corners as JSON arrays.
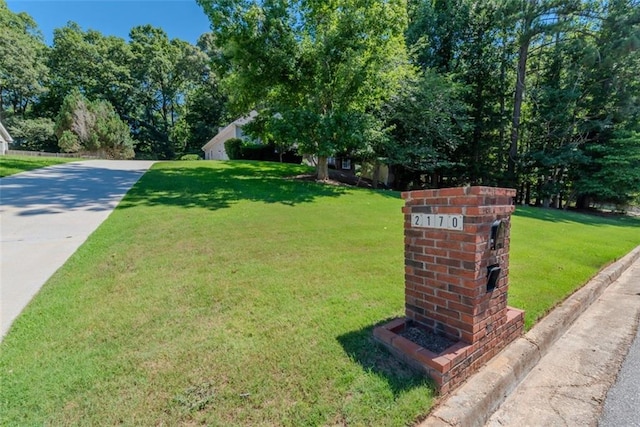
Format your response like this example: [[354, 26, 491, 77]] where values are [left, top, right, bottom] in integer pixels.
[[0, 160, 154, 339], [600, 308, 640, 426], [485, 257, 640, 426]]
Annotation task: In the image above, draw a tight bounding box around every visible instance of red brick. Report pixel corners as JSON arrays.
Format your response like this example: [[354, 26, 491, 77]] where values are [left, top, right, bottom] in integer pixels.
[[434, 206, 463, 214], [460, 312, 476, 325], [373, 327, 395, 344], [437, 187, 467, 197], [414, 284, 434, 295], [414, 347, 439, 365], [437, 289, 461, 302], [414, 314, 435, 328], [392, 335, 421, 355], [438, 257, 461, 268], [460, 331, 474, 344], [385, 318, 407, 332], [426, 296, 448, 308], [429, 264, 448, 274], [405, 274, 425, 286], [435, 241, 461, 251], [405, 245, 424, 255], [451, 196, 483, 206], [449, 268, 478, 280], [448, 284, 480, 298], [435, 306, 460, 320], [462, 242, 482, 252], [405, 294, 420, 306], [414, 254, 436, 264], [415, 238, 437, 248], [447, 300, 472, 314]]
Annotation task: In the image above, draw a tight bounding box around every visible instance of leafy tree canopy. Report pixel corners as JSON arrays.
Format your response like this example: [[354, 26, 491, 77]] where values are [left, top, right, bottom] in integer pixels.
[[198, 0, 410, 179]]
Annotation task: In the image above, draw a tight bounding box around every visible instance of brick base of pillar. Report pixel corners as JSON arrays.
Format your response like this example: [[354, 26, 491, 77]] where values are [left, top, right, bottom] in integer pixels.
[[374, 307, 523, 394]]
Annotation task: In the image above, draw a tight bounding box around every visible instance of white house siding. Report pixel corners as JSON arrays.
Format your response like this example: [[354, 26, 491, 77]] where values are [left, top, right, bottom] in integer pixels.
[[202, 111, 257, 160], [0, 122, 13, 155]]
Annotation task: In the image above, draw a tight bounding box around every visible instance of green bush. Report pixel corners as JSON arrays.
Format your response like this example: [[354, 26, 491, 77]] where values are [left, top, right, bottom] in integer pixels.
[[224, 138, 243, 160], [180, 154, 201, 161], [240, 142, 275, 160], [224, 138, 297, 162]]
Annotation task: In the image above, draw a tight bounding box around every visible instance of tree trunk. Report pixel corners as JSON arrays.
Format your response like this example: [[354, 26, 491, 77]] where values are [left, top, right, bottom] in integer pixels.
[[508, 35, 531, 188], [535, 177, 543, 206], [317, 156, 329, 181], [372, 162, 380, 189]]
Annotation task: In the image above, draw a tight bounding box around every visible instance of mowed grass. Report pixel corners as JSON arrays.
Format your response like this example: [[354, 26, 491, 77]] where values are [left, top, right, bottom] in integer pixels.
[[1, 160, 638, 425], [0, 155, 79, 177], [0, 161, 432, 426], [510, 206, 640, 329]]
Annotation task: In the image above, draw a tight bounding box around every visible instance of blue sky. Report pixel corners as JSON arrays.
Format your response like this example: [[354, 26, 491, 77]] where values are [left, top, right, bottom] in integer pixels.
[[6, 0, 213, 45]]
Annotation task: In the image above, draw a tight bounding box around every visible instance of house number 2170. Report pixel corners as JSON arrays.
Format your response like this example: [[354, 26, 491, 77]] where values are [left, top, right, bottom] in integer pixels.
[[411, 214, 464, 231]]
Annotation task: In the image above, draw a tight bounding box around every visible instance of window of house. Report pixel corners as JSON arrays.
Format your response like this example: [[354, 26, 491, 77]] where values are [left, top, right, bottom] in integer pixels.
[[341, 159, 351, 170]]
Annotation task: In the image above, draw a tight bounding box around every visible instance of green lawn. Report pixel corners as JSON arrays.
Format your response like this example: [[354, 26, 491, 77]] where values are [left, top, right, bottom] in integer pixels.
[[0, 155, 79, 177], [510, 206, 640, 329], [1, 160, 638, 425]]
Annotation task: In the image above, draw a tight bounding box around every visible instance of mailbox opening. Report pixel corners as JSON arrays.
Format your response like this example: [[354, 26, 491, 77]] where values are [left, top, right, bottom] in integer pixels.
[[487, 264, 501, 292]]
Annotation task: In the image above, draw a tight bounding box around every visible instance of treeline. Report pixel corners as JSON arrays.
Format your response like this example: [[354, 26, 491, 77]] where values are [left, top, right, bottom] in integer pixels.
[[1, 0, 639, 208], [0, 1, 226, 160]]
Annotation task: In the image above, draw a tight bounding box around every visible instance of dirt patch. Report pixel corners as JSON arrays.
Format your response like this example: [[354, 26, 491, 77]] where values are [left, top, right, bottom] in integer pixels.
[[399, 326, 457, 354]]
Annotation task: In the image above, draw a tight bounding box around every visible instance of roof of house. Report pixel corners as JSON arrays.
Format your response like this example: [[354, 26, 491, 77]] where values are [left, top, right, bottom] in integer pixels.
[[0, 121, 13, 143], [202, 110, 257, 151]]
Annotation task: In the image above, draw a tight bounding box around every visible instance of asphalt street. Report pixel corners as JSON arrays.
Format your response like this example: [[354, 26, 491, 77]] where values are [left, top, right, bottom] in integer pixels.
[[0, 160, 154, 338], [599, 314, 640, 426]]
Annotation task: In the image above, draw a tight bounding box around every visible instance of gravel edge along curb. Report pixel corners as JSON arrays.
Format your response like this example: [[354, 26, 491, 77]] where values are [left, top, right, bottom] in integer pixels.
[[421, 245, 640, 427]]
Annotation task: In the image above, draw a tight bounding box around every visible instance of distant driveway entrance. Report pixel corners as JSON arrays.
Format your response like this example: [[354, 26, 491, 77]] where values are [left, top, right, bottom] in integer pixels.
[[0, 160, 154, 339]]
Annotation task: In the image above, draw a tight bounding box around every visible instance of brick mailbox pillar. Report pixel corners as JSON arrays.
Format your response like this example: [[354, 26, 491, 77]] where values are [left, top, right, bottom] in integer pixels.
[[374, 186, 524, 394]]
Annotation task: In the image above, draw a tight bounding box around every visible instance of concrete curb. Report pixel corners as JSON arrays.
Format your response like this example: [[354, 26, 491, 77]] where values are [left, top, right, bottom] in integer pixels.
[[421, 245, 640, 427]]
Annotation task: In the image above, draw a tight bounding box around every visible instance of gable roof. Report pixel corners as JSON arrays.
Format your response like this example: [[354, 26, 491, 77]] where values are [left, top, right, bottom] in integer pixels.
[[202, 111, 257, 151], [0, 121, 13, 143]]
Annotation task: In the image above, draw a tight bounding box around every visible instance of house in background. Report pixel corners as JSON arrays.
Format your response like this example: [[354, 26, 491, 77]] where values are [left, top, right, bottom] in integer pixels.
[[0, 121, 13, 155], [202, 111, 258, 160]]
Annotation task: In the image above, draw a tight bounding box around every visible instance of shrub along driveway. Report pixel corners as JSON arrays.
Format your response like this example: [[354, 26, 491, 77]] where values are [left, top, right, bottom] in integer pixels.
[[0, 160, 154, 338]]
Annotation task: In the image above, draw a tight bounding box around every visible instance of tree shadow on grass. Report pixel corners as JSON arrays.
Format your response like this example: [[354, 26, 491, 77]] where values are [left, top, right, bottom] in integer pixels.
[[118, 162, 352, 211], [337, 319, 436, 397]]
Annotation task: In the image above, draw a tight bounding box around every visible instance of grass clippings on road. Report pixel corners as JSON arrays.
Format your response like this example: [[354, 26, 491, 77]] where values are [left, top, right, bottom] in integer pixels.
[[1, 160, 638, 425]]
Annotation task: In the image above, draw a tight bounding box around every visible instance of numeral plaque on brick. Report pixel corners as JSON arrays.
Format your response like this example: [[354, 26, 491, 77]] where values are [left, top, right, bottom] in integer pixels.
[[411, 213, 464, 231]]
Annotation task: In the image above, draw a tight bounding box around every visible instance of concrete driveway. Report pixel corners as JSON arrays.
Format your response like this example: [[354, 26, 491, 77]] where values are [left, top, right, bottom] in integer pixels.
[[0, 160, 154, 339]]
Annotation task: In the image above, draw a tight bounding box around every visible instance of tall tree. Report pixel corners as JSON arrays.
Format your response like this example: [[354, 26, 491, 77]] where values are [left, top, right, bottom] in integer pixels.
[[407, 0, 513, 187], [505, 0, 579, 188], [0, 1, 49, 118], [381, 69, 467, 189], [44, 23, 135, 118], [198, 0, 409, 180], [129, 25, 211, 158], [572, 0, 640, 207], [55, 90, 135, 159]]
